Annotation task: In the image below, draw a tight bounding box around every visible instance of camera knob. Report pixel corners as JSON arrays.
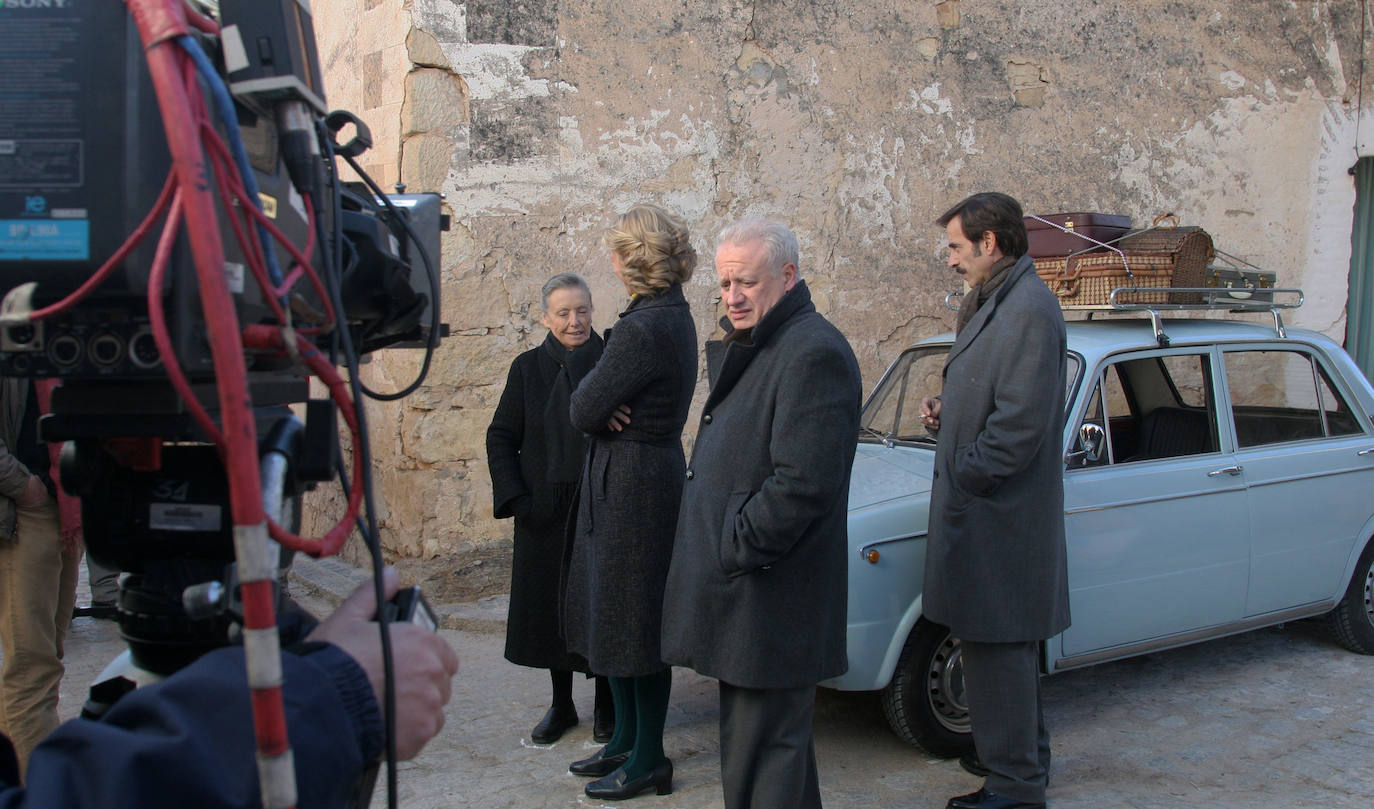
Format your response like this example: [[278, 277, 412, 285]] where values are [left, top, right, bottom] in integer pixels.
[[182, 581, 227, 621]]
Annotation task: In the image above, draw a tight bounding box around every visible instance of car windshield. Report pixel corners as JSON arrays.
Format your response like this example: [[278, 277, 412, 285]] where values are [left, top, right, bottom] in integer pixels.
[[861, 344, 1081, 445], [859, 347, 948, 446]]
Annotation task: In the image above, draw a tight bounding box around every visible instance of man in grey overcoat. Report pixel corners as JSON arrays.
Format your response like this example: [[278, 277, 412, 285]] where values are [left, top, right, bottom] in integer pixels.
[[661, 219, 861, 809], [919, 193, 1070, 809]]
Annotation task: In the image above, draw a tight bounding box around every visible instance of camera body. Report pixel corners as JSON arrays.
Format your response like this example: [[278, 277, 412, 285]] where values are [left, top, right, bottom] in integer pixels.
[[0, 0, 444, 674]]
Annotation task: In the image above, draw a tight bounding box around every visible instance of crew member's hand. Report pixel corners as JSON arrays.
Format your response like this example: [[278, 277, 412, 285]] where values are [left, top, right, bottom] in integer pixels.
[[919, 397, 941, 431], [15, 474, 48, 509], [307, 568, 460, 760], [606, 404, 632, 432]]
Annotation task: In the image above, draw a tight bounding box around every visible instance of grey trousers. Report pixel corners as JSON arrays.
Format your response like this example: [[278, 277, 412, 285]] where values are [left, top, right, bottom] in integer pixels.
[[85, 553, 120, 604], [718, 681, 822, 809], [960, 639, 1051, 804]]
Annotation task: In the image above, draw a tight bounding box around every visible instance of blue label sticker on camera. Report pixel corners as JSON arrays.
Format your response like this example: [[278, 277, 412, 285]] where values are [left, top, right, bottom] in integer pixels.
[[0, 219, 89, 260]]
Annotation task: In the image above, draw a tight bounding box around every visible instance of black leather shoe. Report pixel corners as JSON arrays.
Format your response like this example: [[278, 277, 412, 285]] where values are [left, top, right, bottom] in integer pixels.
[[72, 602, 118, 621], [530, 705, 578, 744], [569, 747, 629, 777], [946, 788, 1045, 809], [593, 706, 615, 743], [958, 753, 990, 778], [585, 759, 673, 800]]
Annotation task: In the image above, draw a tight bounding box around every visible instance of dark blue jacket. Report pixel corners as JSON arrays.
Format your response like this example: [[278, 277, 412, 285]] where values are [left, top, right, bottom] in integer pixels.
[[0, 643, 381, 808]]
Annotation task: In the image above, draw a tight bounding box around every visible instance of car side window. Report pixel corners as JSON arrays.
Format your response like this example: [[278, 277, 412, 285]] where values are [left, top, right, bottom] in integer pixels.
[[1071, 352, 1219, 467], [860, 348, 948, 443], [1223, 349, 1365, 447]]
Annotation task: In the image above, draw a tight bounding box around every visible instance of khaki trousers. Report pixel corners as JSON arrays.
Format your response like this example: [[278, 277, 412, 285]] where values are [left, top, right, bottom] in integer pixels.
[[0, 496, 80, 777]]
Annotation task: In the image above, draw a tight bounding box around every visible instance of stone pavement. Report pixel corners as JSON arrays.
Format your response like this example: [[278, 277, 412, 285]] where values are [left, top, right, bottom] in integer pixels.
[[45, 554, 1374, 809]]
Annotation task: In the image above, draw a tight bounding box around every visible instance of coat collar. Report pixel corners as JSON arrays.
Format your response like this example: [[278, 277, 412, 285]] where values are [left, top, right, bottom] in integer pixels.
[[620, 283, 688, 318], [944, 254, 1038, 373], [705, 280, 813, 409]]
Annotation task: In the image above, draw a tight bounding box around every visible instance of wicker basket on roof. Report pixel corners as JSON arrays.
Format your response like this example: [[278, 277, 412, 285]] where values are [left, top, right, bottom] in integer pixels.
[[1033, 225, 1215, 307]]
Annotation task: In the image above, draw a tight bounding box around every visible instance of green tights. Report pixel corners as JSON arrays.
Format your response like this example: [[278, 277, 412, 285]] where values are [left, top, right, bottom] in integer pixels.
[[600, 669, 672, 779]]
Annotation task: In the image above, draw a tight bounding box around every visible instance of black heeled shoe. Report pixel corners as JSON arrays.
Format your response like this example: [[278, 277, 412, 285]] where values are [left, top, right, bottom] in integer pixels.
[[593, 705, 615, 743], [585, 759, 673, 800], [569, 747, 630, 777], [531, 705, 578, 744]]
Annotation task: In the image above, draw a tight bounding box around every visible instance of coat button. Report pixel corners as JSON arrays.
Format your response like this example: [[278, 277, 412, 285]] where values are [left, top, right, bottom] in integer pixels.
[[686, 469, 694, 480], [703, 413, 713, 424]]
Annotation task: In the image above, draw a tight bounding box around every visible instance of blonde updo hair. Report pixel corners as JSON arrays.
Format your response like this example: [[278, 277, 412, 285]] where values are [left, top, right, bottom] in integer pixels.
[[603, 204, 697, 297]]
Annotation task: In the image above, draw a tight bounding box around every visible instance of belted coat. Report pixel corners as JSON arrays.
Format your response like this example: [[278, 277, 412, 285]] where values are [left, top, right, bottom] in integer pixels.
[[922, 255, 1072, 642], [562, 284, 697, 677], [660, 281, 862, 689]]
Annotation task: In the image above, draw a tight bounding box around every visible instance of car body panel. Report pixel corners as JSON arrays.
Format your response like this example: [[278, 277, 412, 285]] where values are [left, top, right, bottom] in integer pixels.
[[833, 316, 1374, 694]]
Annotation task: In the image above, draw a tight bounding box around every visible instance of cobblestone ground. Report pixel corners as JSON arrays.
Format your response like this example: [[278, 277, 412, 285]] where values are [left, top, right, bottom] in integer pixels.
[[44, 557, 1374, 809]]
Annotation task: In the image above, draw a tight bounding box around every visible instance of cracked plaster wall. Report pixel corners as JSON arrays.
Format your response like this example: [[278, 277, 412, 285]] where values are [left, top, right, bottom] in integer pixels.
[[307, 0, 1373, 590]]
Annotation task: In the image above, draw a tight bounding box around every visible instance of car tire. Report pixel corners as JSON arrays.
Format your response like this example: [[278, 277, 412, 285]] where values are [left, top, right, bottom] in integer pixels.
[[1325, 539, 1374, 654], [879, 619, 976, 757]]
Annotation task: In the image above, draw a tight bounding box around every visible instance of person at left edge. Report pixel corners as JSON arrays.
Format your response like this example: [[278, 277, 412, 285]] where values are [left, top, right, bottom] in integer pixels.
[[0, 377, 80, 781], [0, 569, 460, 808], [487, 273, 614, 745], [563, 204, 698, 800]]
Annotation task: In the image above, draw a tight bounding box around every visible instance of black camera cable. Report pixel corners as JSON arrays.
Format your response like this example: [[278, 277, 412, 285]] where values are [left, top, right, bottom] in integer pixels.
[[308, 143, 401, 809]]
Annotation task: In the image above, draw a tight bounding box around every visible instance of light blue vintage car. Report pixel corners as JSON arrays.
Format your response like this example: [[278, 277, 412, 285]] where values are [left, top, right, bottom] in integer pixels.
[[823, 312, 1374, 756]]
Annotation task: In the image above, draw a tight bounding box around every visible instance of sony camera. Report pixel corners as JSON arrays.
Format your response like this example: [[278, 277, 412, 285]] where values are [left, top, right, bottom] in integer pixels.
[[0, 0, 444, 674]]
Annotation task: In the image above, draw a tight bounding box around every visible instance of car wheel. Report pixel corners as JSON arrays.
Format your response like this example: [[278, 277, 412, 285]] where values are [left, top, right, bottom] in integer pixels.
[[879, 619, 976, 757], [1325, 539, 1374, 654]]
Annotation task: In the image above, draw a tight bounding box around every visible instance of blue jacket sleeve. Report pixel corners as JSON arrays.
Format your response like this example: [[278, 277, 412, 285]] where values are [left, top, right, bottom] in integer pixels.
[[0, 643, 382, 809]]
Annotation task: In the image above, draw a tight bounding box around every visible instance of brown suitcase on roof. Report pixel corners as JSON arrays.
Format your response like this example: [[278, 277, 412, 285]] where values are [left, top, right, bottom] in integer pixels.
[[1024, 213, 1133, 258]]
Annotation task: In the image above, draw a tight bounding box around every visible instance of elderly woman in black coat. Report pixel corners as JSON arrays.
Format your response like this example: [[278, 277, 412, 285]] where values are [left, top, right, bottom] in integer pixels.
[[562, 204, 698, 800], [487, 273, 613, 745]]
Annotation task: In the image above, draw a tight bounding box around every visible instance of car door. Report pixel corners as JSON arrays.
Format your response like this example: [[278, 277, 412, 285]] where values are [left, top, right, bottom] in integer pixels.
[[1219, 345, 1374, 615], [1058, 348, 1250, 660]]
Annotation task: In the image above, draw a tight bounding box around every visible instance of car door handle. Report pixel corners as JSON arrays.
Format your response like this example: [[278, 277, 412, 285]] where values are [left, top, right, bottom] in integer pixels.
[[1359, 448, 1374, 456], [1207, 465, 1244, 477]]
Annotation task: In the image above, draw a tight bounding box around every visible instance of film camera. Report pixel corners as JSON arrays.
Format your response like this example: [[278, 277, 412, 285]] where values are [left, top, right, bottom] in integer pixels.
[[0, 0, 444, 675]]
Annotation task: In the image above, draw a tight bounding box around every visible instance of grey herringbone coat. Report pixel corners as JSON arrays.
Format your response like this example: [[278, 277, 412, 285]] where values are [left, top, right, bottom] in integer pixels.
[[562, 284, 697, 676], [922, 255, 1071, 642], [660, 282, 861, 689]]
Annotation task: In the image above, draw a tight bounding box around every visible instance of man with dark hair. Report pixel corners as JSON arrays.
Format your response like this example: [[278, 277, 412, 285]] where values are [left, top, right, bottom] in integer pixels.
[[662, 219, 861, 809], [919, 192, 1070, 809]]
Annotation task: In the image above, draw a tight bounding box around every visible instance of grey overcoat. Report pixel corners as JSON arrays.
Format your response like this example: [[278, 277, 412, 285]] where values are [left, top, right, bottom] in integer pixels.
[[923, 255, 1071, 643], [563, 284, 697, 677], [661, 281, 861, 689]]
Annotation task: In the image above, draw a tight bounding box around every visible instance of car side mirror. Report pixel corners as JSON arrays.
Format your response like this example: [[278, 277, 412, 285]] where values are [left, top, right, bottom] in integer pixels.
[[1076, 422, 1105, 463]]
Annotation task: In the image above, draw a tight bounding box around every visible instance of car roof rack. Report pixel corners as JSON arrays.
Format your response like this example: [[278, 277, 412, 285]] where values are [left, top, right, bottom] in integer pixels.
[[942, 286, 1305, 348], [1105, 286, 1304, 347]]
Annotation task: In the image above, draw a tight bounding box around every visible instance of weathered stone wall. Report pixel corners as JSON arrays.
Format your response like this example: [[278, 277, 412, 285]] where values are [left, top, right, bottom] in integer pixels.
[[307, 0, 1372, 594]]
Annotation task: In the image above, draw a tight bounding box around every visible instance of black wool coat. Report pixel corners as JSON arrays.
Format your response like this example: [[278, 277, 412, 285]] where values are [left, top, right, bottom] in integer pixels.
[[923, 255, 1072, 642], [661, 281, 862, 689], [563, 284, 697, 677], [487, 331, 603, 671]]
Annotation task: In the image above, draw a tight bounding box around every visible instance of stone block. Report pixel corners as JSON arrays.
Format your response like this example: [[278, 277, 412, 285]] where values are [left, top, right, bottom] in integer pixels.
[[401, 132, 456, 193], [406, 26, 450, 69], [402, 69, 469, 137]]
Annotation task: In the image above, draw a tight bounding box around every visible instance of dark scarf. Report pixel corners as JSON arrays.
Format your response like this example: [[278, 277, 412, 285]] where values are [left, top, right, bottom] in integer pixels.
[[954, 255, 1017, 335], [541, 330, 603, 483]]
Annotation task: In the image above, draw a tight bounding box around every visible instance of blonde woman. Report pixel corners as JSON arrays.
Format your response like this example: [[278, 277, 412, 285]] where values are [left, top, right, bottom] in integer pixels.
[[563, 204, 697, 799]]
